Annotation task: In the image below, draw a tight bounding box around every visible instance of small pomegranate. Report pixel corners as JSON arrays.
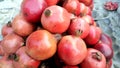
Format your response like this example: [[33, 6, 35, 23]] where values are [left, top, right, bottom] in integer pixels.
[[1, 33, 24, 55], [12, 14, 36, 37], [12, 46, 41, 68], [68, 17, 90, 39], [63, 0, 80, 16], [100, 33, 112, 47], [84, 26, 102, 46], [94, 41, 113, 62], [21, 0, 47, 23], [80, 48, 106, 68]]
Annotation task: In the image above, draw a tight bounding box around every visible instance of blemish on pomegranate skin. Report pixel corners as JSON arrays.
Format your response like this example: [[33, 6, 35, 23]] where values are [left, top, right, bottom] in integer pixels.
[[92, 52, 102, 61]]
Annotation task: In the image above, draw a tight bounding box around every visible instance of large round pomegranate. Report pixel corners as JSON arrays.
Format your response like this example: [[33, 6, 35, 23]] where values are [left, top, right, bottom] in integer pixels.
[[58, 35, 87, 65], [41, 5, 70, 33], [26, 30, 57, 60]]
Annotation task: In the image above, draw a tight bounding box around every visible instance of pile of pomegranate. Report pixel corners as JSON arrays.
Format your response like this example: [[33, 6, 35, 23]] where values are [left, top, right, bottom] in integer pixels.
[[0, 0, 114, 68]]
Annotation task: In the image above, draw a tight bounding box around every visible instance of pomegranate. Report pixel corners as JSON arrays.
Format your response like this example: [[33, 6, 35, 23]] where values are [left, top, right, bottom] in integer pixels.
[[58, 35, 87, 65], [80, 48, 106, 68], [1, 33, 24, 55], [68, 17, 90, 39], [100, 33, 112, 47], [94, 41, 113, 62], [12, 14, 36, 37], [21, 0, 47, 23], [63, 0, 80, 15], [41, 5, 70, 33], [26, 30, 57, 60], [12, 46, 41, 68], [84, 26, 102, 46]]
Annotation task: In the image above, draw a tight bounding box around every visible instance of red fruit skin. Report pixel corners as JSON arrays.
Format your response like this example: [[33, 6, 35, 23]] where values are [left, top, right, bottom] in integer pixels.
[[79, 3, 86, 15], [63, 65, 79, 68], [1, 33, 24, 55], [82, 15, 94, 25], [88, 1, 94, 10], [26, 30, 57, 60], [63, 0, 80, 15], [68, 17, 90, 39], [106, 59, 112, 68], [80, 48, 106, 68], [41, 5, 70, 34], [12, 14, 36, 37], [0, 44, 4, 56], [1, 22, 14, 37], [58, 35, 87, 65], [78, 0, 93, 6], [84, 26, 102, 46], [85, 7, 92, 16], [13, 46, 40, 68], [21, 0, 47, 23], [100, 33, 112, 47], [78, 3, 92, 17], [45, 0, 59, 6], [94, 41, 113, 62], [69, 13, 77, 20], [0, 56, 14, 68]]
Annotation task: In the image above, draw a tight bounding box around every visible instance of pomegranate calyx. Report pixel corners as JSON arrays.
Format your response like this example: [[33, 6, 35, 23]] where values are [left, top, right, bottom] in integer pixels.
[[45, 9, 51, 17], [7, 21, 12, 27], [75, 29, 83, 37], [54, 33, 62, 42]]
